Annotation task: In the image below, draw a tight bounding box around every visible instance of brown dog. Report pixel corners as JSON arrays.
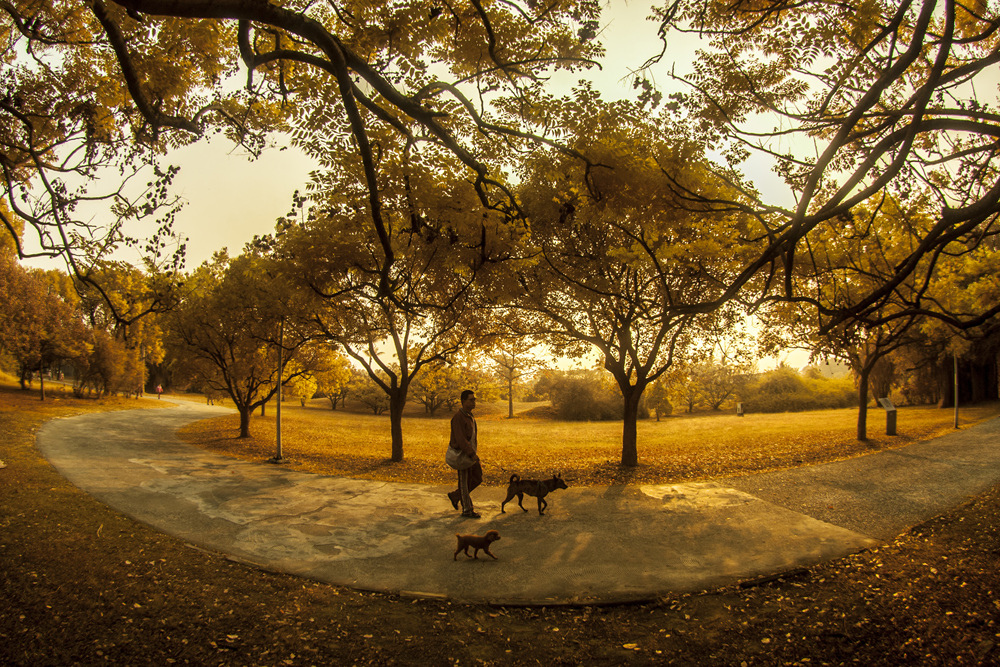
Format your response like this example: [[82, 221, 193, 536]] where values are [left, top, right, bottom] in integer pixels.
[[454, 530, 501, 560], [501, 473, 568, 515]]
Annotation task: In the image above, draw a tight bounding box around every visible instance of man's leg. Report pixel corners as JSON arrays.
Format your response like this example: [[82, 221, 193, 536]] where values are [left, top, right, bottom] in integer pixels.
[[457, 467, 473, 514], [467, 461, 483, 494]]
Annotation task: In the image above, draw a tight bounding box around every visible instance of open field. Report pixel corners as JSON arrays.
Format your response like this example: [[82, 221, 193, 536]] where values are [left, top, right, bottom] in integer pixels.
[[5, 381, 1000, 664], [179, 397, 1000, 486]]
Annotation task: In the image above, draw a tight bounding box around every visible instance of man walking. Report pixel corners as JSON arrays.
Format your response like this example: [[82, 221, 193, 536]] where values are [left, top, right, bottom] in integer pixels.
[[447, 390, 483, 518]]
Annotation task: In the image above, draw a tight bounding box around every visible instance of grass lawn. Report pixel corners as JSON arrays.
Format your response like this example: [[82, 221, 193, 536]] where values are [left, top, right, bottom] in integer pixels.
[[179, 397, 1000, 486]]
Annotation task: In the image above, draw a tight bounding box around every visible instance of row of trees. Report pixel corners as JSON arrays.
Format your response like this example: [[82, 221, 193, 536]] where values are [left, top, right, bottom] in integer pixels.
[[0, 234, 995, 455], [531, 365, 859, 421], [0, 242, 166, 399], [0, 240, 980, 426], [2, 0, 999, 466], [153, 200, 999, 460], [0, 239, 523, 422]]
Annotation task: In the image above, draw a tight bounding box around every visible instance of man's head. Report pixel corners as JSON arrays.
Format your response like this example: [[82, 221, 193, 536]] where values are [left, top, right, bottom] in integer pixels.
[[461, 389, 476, 412]]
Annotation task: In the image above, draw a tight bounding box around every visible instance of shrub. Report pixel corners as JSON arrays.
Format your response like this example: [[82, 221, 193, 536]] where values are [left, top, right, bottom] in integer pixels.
[[645, 380, 673, 420], [550, 377, 622, 420], [739, 367, 857, 413], [530, 369, 652, 421]]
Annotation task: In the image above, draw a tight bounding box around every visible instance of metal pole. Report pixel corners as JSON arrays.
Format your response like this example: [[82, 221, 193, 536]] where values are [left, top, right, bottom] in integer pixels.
[[954, 354, 959, 429], [275, 318, 284, 460]]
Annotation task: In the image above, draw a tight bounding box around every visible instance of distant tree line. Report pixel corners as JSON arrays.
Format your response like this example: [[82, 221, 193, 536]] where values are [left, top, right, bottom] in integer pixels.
[[522, 365, 857, 421], [0, 249, 164, 401]]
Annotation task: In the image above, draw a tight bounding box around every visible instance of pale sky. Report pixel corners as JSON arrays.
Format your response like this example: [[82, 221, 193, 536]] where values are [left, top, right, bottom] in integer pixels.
[[166, 139, 314, 266]]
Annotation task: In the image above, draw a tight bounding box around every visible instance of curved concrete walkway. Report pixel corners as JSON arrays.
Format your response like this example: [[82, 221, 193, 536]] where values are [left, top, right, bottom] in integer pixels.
[[36, 401, 1000, 605]]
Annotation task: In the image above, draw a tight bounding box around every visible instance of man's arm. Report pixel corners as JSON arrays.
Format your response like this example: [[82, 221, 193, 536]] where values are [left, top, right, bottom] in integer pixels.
[[450, 414, 478, 459]]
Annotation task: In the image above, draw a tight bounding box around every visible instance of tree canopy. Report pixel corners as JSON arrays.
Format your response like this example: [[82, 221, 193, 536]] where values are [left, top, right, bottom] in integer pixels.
[[653, 0, 1000, 330], [516, 93, 761, 464], [165, 249, 315, 437], [1, 0, 602, 295], [276, 137, 507, 460]]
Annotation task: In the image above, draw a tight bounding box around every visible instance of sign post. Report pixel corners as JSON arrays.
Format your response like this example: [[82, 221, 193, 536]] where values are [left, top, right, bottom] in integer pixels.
[[878, 397, 897, 436]]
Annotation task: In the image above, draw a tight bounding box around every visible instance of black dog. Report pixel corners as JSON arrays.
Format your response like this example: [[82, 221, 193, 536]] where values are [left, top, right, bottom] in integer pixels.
[[500, 473, 568, 515]]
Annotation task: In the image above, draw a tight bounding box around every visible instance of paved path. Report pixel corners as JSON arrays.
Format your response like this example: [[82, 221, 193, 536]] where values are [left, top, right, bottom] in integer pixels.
[[36, 401, 1000, 605]]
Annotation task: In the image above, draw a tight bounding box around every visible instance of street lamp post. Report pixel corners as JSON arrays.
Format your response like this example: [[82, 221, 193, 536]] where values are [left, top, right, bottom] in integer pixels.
[[271, 317, 285, 462], [954, 354, 959, 430]]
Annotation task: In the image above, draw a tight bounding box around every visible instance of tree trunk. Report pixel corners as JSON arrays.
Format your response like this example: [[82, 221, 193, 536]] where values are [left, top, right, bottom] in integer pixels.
[[39, 372, 45, 401], [389, 391, 405, 462], [937, 357, 955, 408], [507, 377, 514, 419], [967, 359, 998, 403], [238, 408, 252, 438], [857, 367, 870, 442], [620, 388, 642, 467]]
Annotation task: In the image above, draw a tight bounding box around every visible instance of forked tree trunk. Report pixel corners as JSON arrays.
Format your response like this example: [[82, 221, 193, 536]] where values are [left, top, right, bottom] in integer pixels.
[[620, 388, 643, 467], [389, 390, 406, 462], [507, 377, 515, 419], [857, 367, 871, 442], [238, 407, 252, 438]]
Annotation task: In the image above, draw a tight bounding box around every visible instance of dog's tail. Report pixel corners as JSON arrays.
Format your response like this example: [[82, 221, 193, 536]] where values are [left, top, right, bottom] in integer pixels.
[[509, 473, 520, 484]]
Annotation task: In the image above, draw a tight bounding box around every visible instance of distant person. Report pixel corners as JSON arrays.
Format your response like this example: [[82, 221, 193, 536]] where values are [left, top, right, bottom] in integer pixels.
[[446, 390, 483, 518], [155, 384, 162, 399]]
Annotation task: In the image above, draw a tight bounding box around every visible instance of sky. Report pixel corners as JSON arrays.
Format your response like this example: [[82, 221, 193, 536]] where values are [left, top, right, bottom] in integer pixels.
[[162, 138, 313, 266]]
